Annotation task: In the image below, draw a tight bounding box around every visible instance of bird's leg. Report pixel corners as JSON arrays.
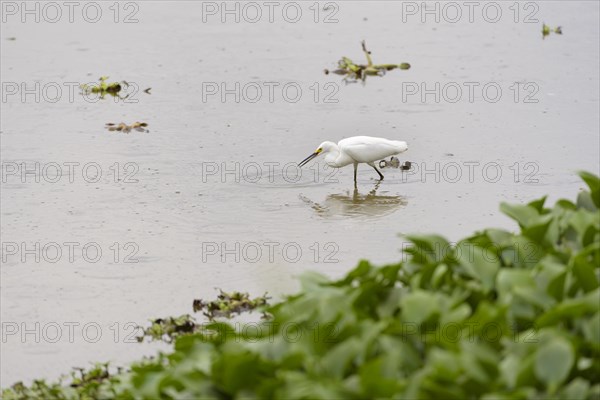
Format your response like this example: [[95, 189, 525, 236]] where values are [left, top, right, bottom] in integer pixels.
[[371, 164, 384, 180], [353, 163, 358, 187]]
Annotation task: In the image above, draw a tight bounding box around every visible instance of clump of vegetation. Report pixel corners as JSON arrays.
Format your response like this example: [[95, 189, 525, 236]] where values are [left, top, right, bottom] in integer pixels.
[[138, 315, 199, 343], [80, 76, 128, 99], [137, 291, 270, 343], [3, 172, 599, 399], [542, 23, 563, 39], [193, 290, 271, 320], [325, 41, 411, 83], [2, 363, 120, 400], [105, 122, 149, 133]]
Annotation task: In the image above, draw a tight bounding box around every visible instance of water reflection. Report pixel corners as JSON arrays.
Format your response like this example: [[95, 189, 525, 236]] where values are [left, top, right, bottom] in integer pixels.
[[300, 182, 407, 219]]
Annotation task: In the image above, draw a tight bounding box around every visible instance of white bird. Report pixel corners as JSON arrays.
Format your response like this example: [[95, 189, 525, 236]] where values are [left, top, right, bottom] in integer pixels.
[[298, 136, 408, 185]]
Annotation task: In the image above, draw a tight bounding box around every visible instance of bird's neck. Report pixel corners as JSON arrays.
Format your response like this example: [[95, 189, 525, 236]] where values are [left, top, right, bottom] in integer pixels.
[[324, 145, 341, 166]]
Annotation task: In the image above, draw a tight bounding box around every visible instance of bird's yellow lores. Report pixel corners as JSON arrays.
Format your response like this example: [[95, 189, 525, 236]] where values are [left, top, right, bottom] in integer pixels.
[[298, 136, 408, 185]]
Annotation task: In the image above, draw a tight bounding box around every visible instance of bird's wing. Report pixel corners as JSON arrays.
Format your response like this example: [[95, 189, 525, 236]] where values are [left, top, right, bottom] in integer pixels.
[[339, 136, 407, 163]]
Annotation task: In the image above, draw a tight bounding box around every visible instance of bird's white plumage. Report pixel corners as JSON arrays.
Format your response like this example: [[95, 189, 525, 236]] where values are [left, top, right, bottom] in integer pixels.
[[298, 135, 409, 184], [338, 136, 408, 164]]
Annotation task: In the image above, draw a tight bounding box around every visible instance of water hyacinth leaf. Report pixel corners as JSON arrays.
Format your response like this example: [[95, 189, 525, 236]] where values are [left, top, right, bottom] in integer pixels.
[[582, 312, 600, 348], [400, 290, 440, 325], [556, 199, 578, 210], [484, 228, 513, 247], [500, 202, 539, 228], [534, 336, 574, 387], [577, 191, 597, 212], [536, 288, 600, 327], [522, 215, 555, 244], [572, 252, 599, 293], [359, 358, 401, 397], [404, 234, 450, 264], [569, 210, 600, 247], [559, 378, 591, 400], [535, 257, 567, 301], [319, 337, 364, 378], [439, 302, 471, 328], [500, 354, 522, 389], [578, 171, 600, 208], [456, 242, 500, 293], [528, 196, 548, 212]]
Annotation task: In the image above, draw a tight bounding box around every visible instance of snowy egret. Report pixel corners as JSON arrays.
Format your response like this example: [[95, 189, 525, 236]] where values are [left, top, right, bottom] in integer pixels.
[[298, 136, 408, 185]]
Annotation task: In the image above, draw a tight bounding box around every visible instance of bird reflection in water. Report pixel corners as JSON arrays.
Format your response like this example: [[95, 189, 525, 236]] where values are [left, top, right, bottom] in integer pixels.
[[299, 182, 407, 219]]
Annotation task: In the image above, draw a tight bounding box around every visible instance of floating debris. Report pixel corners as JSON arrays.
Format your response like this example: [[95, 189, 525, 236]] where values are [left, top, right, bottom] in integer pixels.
[[379, 157, 412, 170], [193, 289, 270, 320], [143, 87, 152, 94], [325, 41, 410, 83], [138, 315, 198, 343], [542, 23, 562, 39], [137, 291, 271, 342], [105, 122, 149, 133], [80, 76, 129, 99], [6, 37, 16, 41], [70, 363, 114, 389]]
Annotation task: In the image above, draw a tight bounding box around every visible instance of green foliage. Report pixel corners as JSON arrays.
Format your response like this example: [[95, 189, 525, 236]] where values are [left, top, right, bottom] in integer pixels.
[[3, 172, 599, 399], [192, 290, 271, 320], [137, 291, 271, 343], [80, 76, 128, 99], [1, 363, 121, 400], [542, 23, 563, 39]]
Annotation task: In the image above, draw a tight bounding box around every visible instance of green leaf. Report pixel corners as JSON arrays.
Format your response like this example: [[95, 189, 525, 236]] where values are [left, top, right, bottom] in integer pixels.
[[456, 242, 500, 293], [401, 290, 440, 325], [534, 336, 574, 387], [500, 202, 539, 228], [528, 196, 547, 212], [572, 251, 600, 293], [578, 171, 600, 208]]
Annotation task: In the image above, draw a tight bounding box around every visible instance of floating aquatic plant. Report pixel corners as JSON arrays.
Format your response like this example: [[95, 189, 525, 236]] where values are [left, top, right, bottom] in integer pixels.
[[136, 291, 271, 343], [542, 23, 563, 39], [325, 41, 410, 83], [80, 76, 128, 99], [105, 122, 148, 133], [193, 290, 270, 320], [138, 315, 198, 343]]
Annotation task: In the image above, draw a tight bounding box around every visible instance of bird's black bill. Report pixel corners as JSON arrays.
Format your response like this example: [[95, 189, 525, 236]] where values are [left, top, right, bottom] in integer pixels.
[[298, 152, 318, 167]]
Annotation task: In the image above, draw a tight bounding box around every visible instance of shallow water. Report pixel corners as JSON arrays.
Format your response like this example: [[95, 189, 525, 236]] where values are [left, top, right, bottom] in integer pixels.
[[1, 1, 599, 385]]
